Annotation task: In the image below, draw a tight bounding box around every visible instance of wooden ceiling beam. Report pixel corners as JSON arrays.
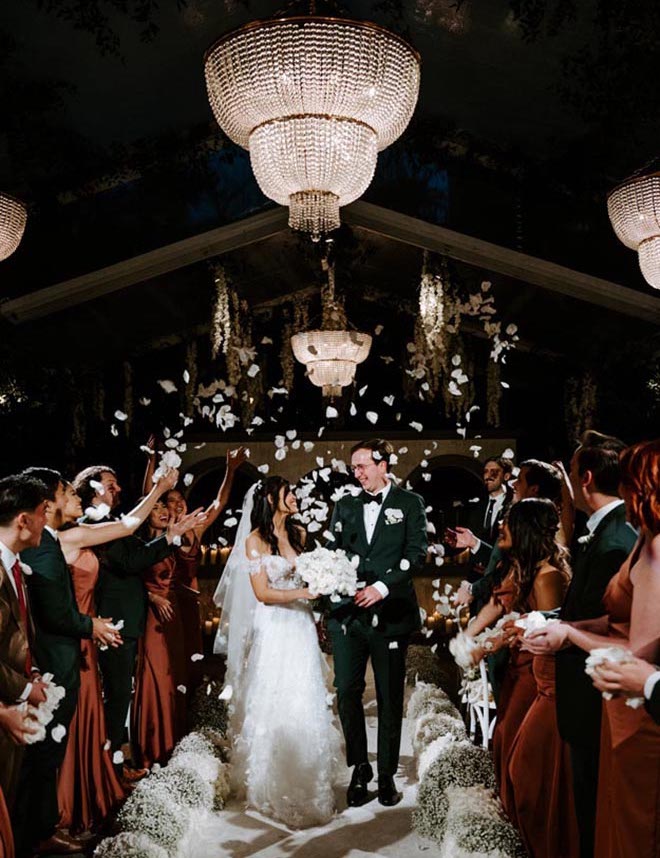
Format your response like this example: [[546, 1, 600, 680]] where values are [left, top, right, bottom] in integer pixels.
[[343, 201, 660, 324], [0, 207, 289, 324]]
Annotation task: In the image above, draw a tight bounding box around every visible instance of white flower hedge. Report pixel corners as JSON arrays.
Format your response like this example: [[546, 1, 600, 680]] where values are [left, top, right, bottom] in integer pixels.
[[407, 681, 525, 858]]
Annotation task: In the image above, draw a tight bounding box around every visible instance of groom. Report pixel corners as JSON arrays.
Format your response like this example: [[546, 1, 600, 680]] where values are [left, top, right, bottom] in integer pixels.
[[327, 439, 428, 807]]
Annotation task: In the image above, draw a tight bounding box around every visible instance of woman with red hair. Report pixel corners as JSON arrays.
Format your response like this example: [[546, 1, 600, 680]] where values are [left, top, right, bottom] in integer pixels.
[[525, 439, 660, 858]]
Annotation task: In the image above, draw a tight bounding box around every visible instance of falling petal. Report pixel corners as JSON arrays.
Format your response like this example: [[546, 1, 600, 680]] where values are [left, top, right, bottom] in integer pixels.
[[366, 411, 378, 424], [158, 379, 178, 394]]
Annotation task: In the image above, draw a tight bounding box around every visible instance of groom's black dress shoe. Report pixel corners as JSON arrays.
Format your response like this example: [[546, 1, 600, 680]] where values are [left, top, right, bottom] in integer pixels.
[[378, 774, 402, 806], [347, 762, 374, 806]]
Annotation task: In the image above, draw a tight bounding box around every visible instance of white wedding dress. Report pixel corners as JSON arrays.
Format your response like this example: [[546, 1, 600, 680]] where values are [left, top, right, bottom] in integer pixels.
[[229, 552, 341, 828]]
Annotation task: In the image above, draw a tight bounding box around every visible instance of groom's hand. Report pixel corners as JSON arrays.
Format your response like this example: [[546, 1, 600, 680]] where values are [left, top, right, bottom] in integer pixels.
[[354, 586, 384, 608]]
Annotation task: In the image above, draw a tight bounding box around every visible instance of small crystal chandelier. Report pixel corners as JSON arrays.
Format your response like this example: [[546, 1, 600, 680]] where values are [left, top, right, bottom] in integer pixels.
[[291, 256, 371, 396], [608, 170, 660, 290], [0, 193, 27, 261], [204, 7, 420, 239]]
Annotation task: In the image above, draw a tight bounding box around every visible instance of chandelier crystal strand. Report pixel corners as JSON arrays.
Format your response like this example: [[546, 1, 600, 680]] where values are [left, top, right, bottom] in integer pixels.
[[419, 250, 445, 351], [608, 172, 660, 290], [291, 330, 372, 396], [0, 193, 27, 261], [205, 17, 420, 238]]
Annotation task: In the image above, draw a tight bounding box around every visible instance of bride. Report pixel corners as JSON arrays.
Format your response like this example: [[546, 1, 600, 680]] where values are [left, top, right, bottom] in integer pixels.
[[213, 476, 340, 828]]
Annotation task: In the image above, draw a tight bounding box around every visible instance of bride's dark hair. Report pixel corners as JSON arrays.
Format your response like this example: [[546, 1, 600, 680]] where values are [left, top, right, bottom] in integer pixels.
[[250, 476, 305, 556], [507, 497, 570, 607]]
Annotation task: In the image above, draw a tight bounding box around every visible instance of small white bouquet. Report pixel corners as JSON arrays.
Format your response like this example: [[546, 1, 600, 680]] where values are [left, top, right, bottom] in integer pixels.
[[585, 646, 644, 709], [296, 546, 359, 602], [514, 610, 559, 637], [23, 673, 66, 744]]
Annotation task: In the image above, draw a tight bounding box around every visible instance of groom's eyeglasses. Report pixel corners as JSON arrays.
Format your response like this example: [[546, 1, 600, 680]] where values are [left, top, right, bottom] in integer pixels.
[[350, 463, 376, 474]]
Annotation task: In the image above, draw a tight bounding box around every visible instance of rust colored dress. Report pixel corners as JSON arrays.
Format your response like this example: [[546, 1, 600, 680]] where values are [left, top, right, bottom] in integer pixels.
[[507, 655, 579, 858], [57, 550, 124, 833], [0, 788, 13, 858], [594, 545, 660, 858], [132, 555, 187, 768], [172, 538, 203, 692], [491, 578, 537, 821]]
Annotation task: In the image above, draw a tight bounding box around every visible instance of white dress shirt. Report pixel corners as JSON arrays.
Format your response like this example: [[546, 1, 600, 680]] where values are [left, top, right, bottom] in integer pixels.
[[585, 499, 625, 534], [644, 671, 660, 701], [362, 481, 392, 599], [44, 525, 60, 542], [0, 538, 33, 700]]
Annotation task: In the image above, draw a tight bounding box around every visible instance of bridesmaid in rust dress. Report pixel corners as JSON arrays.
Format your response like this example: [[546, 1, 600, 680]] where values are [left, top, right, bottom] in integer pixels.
[[525, 439, 660, 858], [132, 501, 206, 767], [56, 475, 178, 832], [504, 502, 578, 858], [0, 788, 12, 858], [465, 499, 571, 833], [142, 445, 247, 691]]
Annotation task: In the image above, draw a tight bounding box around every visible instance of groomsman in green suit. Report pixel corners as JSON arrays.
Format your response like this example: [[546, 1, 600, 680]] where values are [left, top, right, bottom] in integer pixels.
[[74, 465, 175, 782], [14, 468, 120, 857], [327, 439, 428, 807]]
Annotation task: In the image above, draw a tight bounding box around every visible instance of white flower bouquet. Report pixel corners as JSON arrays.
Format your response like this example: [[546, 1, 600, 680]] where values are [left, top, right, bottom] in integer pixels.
[[450, 612, 521, 669], [22, 673, 66, 744], [514, 610, 559, 636], [296, 546, 359, 601], [585, 646, 644, 709]]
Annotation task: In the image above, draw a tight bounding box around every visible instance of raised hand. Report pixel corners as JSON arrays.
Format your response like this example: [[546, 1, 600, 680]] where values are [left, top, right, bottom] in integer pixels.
[[227, 446, 248, 472], [454, 526, 478, 550], [156, 468, 179, 494], [166, 508, 207, 542], [453, 582, 473, 607]]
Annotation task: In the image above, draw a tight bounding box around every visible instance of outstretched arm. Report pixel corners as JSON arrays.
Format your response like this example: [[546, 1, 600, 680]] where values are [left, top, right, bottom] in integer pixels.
[[61, 470, 179, 557], [195, 447, 248, 538], [141, 434, 158, 496]]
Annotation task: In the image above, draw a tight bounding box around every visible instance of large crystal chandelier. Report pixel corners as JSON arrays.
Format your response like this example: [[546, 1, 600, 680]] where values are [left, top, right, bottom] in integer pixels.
[[291, 256, 371, 395], [608, 171, 660, 290], [204, 10, 420, 239], [0, 193, 27, 261]]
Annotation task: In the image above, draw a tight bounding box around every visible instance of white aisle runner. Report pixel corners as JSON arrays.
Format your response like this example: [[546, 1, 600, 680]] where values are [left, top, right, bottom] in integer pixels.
[[180, 664, 425, 858]]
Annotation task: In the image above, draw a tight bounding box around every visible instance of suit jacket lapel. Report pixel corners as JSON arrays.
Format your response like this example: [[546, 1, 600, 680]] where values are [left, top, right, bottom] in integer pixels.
[[0, 560, 24, 630], [368, 484, 400, 550]]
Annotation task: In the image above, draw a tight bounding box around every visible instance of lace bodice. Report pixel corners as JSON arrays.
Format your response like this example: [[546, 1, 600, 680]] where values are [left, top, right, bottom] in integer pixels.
[[247, 553, 302, 590]]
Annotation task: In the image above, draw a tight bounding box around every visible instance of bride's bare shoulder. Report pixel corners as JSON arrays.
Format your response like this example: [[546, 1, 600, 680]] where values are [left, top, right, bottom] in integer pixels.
[[246, 529, 269, 557]]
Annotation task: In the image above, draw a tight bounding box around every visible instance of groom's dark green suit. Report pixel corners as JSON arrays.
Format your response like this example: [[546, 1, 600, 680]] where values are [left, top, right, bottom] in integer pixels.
[[327, 483, 428, 775]]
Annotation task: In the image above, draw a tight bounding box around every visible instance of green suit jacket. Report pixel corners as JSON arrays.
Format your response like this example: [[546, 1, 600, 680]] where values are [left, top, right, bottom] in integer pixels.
[[83, 516, 173, 640], [22, 529, 93, 691], [326, 484, 428, 637], [556, 503, 637, 746]]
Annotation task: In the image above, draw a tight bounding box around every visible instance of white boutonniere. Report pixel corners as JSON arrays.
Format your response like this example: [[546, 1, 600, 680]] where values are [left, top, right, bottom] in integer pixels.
[[19, 562, 32, 576], [384, 508, 404, 525], [577, 532, 594, 546]]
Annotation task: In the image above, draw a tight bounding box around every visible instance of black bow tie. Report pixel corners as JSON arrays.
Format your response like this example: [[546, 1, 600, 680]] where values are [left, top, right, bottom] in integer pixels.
[[361, 491, 383, 506]]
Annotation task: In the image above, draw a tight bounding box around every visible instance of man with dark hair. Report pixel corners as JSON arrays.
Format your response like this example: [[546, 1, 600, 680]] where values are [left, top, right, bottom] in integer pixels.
[[465, 456, 514, 546], [74, 464, 176, 783], [328, 439, 428, 808], [13, 467, 121, 857], [0, 474, 49, 811], [455, 459, 564, 610], [538, 431, 636, 858]]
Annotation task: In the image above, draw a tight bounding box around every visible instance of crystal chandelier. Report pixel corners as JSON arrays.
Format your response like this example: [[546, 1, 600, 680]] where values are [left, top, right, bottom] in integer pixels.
[[204, 11, 420, 239], [291, 256, 371, 396], [608, 171, 660, 290], [0, 193, 27, 261]]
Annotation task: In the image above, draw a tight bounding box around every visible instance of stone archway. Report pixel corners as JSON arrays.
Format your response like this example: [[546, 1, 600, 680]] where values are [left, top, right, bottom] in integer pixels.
[[406, 453, 486, 535]]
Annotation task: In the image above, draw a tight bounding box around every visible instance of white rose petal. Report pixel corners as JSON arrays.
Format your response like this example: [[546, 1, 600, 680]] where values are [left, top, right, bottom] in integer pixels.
[[359, 385, 368, 397], [177, 685, 187, 694], [388, 641, 399, 650], [257, 464, 270, 474], [366, 411, 378, 424], [139, 397, 151, 406], [183, 473, 194, 487], [247, 363, 260, 378], [114, 410, 128, 422], [326, 406, 338, 419], [410, 421, 423, 432], [112, 750, 125, 765], [158, 379, 178, 394], [103, 740, 111, 751], [400, 559, 410, 570], [224, 517, 238, 527], [51, 724, 66, 743]]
